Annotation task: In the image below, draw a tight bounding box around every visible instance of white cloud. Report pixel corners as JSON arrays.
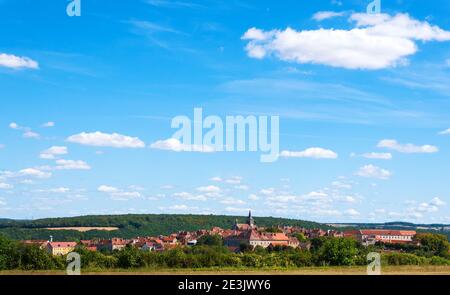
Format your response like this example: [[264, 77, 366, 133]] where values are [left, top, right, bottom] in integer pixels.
[[150, 138, 215, 153], [0, 183, 13, 190], [8, 122, 40, 139], [312, 11, 345, 21], [0, 144, 4, 149], [0, 53, 39, 69], [41, 122, 55, 128], [9, 122, 20, 129], [173, 192, 207, 201], [18, 168, 52, 179], [98, 185, 141, 201], [225, 207, 252, 213], [67, 132, 145, 148], [196, 185, 221, 193], [438, 128, 450, 135], [40, 146, 68, 159], [406, 197, 446, 217], [109, 191, 142, 201], [430, 197, 446, 207], [260, 188, 275, 195], [355, 164, 391, 180], [331, 181, 352, 189], [167, 204, 197, 211], [209, 176, 243, 184], [377, 139, 438, 153], [23, 131, 40, 139], [242, 13, 450, 70], [362, 152, 393, 160], [280, 147, 338, 159], [36, 187, 70, 193], [345, 208, 361, 216], [98, 185, 119, 193], [225, 176, 242, 184], [220, 198, 246, 205], [54, 159, 91, 170], [248, 194, 259, 201]]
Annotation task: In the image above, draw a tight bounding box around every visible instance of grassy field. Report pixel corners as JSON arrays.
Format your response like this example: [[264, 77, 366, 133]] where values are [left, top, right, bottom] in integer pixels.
[[2, 265, 449, 275]]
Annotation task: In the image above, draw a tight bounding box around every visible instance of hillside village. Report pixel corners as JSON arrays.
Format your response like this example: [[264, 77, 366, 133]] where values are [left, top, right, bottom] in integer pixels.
[[22, 211, 419, 256]]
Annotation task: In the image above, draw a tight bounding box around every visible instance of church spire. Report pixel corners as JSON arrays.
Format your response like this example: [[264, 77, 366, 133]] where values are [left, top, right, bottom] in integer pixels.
[[247, 210, 255, 228]]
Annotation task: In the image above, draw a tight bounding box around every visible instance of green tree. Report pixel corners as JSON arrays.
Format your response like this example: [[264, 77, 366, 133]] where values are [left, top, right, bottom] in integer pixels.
[[0, 235, 20, 270], [197, 234, 223, 246], [317, 237, 359, 266], [115, 246, 145, 268], [414, 233, 449, 258]]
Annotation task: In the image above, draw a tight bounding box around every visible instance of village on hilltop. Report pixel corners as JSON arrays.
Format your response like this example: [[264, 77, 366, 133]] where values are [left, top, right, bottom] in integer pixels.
[[23, 211, 418, 256]]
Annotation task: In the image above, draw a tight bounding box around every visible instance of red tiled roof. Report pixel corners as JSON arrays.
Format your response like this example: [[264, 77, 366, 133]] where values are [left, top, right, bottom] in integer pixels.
[[360, 230, 416, 236], [48, 242, 77, 248]]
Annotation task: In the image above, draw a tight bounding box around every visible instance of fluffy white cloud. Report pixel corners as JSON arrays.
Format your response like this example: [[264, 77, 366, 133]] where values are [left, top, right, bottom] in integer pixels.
[[67, 132, 145, 148], [363, 152, 392, 160], [0, 53, 39, 69], [430, 197, 446, 207], [377, 139, 438, 153], [345, 208, 361, 216], [312, 11, 345, 21], [438, 128, 450, 135], [210, 177, 223, 182], [40, 146, 68, 159], [280, 147, 338, 159], [150, 138, 215, 153], [355, 164, 391, 180], [98, 185, 141, 201], [98, 185, 119, 193], [18, 168, 52, 179], [54, 159, 91, 170], [242, 13, 450, 70], [196, 185, 221, 193], [406, 197, 446, 218]]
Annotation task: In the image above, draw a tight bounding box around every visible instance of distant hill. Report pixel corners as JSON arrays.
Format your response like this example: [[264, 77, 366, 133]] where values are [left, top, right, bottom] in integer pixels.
[[0, 213, 329, 241], [328, 222, 450, 240]]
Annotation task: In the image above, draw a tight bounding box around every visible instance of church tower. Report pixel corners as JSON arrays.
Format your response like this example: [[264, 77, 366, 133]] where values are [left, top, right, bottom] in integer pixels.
[[247, 210, 255, 228]]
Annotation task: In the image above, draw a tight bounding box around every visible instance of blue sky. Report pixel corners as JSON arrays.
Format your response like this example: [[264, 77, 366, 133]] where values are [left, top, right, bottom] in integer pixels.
[[0, 0, 449, 223]]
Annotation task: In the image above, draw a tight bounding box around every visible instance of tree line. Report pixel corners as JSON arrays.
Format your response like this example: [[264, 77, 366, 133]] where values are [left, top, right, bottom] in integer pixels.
[[1, 233, 448, 271]]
